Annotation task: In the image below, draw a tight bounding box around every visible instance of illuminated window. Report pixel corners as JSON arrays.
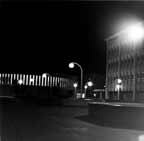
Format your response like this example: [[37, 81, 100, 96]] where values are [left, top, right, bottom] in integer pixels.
[[19, 74, 23, 84], [16, 74, 19, 81], [1, 73, 4, 84], [55, 77, 57, 87], [13, 74, 16, 80], [59, 78, 62, 88], [30, 75, 35, 86], [38, 75, 41, 86], [35, 75, 38, 86], [42, 76, 46, 87], [53, 77, 55, 87], [26, 75, 29, 85], [50, 77, 53, 87], [7, 74, 10, 85], [47, 76, 49, 87], [0, 73, 1, 84]]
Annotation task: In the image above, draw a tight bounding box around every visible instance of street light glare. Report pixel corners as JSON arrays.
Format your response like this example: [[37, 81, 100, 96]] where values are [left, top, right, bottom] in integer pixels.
[[18, 79, 23, 85], [84, 85, 88, 89], [87, 81, 93, 87], [126, 23, 144, 43], [73, 83, 78, 88], [117, 78, 122, 84], [69, 62, 74, 68]]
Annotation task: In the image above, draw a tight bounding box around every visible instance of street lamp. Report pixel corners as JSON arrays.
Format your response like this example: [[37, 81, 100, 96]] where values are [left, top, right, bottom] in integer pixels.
[[124, 22, 144, 101], [126, 23, 144, 43], [69, 62, 83, 98], [84, 85, 88, 98], [87, 81, 93, 97], [115, 78, 122, 100], [18, 79, 23, 85], [87, 81, 93, 87], [73, 82, 78, 99]]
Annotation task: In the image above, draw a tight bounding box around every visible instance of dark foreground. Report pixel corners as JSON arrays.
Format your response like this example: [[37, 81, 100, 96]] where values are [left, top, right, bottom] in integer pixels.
[[1, 98, 144, 141]]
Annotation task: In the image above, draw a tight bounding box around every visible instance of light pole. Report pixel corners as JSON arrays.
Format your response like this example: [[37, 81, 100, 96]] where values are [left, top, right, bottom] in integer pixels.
[[118, 39, 121, 101], [73, 82, 78, 99], [84, 85, 88, 98], [87, 81, 93, 98], [87, 81, 93, 87], [69, 62, 83, 98], [115, 78, 122, 100]]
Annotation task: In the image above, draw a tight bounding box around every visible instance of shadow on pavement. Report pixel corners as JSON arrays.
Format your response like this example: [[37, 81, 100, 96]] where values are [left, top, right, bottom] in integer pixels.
[[75, 114, 144, 131]]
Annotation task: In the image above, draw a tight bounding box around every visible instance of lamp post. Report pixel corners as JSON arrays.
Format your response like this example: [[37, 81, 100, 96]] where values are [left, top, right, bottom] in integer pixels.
[[118, 38, 121, 101], [87, 81, 93, 97], [73, 82, 78, 99], [42, 73, 51, 87], [69, 62, 83, 98], [116, 78, 122, 100], [84, 85, 88, 98], [87, 81, 93, 87]]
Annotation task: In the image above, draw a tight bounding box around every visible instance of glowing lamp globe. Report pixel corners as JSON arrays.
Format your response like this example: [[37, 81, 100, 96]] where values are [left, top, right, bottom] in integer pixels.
[[73, 83, 78, 88], [87, 81, 93, 87], [117, 78, 122, 84], [126, 23, 144, 43], [84, 85, 88, 89], [69, 62, 74, 68], [18, 79, 23, 85]]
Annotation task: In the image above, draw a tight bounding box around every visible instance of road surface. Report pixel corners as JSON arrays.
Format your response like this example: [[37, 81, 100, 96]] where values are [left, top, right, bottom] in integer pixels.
[[1, 99, 144, 141]]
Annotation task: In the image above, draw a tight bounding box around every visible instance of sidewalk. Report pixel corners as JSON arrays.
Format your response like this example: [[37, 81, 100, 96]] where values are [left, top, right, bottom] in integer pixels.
[[88, 101, 144, 107]]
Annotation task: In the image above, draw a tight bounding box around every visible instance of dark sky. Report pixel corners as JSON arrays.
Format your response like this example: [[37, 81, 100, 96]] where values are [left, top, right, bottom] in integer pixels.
[[1, 1, 144, 76]]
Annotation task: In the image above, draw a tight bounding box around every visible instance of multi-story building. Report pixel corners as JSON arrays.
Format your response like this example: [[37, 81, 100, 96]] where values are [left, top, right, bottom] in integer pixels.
[[105, 22, 144, 102]]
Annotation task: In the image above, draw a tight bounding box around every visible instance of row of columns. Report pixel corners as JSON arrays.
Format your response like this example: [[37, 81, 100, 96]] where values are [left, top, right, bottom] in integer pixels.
[[0, 73, 73, 88]]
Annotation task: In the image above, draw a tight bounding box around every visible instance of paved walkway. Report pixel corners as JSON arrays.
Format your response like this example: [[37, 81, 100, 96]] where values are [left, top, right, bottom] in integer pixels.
[[1, 100, 144, 141], [88, 101, 144, 107]]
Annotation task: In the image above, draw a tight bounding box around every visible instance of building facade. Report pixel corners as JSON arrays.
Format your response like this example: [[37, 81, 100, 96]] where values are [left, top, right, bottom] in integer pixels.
[[0, 73, 75, 99], [106, 23, 144, 102]]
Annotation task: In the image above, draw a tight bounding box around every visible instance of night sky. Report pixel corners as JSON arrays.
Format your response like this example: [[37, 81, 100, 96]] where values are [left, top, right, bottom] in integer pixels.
[[1, 1, 144, 76]]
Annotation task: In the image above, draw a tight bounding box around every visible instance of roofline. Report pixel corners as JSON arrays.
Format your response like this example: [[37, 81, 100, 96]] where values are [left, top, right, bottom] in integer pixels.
[[105, 21, 144, 42], [104, 30, 124, 42]]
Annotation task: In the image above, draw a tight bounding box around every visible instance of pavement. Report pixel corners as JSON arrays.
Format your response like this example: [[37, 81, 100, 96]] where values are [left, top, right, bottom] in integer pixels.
[[1, 98, 144, 141], [88, 101, 144, 107], [63, 98, 88, 107]]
